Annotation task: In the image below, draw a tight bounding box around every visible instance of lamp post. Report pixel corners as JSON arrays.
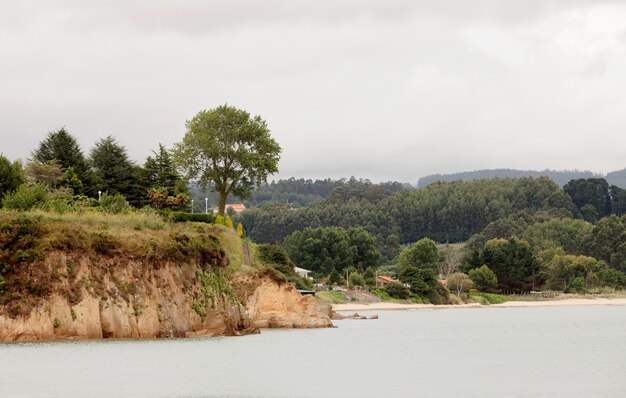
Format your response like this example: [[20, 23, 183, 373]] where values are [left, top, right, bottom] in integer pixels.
[[205, 198, 208, 214], [191, 199, 194, 214], [98, 191, 102, 201]]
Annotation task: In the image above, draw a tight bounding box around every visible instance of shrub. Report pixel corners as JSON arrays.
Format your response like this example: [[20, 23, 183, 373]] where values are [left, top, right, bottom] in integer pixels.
[[348, 271, 365, 287], [448, 272, 474, 296], [2, 183, 48, 210], [53, 318, 61, 329], [468, 265, 498, 292], [91, 232, 118, 254], [99, 193, 129, 214], [170, 212, 214, 223], [257, 244, 294, 276], [385, 282, 411, 299]]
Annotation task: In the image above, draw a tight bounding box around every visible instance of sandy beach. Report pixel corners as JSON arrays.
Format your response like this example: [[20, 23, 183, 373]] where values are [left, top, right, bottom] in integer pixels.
[[332, 297, 626, 312]]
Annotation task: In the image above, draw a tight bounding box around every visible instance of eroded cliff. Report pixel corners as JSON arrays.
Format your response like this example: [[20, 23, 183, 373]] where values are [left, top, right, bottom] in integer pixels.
[[0, 212, 331, 341]]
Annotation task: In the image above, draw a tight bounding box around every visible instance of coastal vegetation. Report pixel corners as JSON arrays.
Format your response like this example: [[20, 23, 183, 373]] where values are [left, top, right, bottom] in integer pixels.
[[1, 106, 626, 310]]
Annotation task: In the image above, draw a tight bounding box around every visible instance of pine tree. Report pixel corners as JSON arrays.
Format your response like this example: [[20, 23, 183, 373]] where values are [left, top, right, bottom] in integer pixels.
[[237, 223, 244, 237], [215, 215, 224, 225]]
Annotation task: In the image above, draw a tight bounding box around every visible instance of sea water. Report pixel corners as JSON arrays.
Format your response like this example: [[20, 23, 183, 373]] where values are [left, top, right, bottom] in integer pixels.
[[1, 306, 625, 398]]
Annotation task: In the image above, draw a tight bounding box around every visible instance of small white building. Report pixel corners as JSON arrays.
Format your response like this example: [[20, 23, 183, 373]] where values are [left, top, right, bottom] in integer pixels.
[[294, 266, 312, 279]]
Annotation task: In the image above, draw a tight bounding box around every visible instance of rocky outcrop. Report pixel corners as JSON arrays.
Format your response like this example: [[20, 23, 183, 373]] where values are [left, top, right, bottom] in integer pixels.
[[0, 252, 331, 341], [241, 276, 332, 329]]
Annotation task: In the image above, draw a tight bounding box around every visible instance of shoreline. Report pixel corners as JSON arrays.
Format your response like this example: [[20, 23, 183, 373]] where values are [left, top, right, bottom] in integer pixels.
[[332, 297, 626, 312]]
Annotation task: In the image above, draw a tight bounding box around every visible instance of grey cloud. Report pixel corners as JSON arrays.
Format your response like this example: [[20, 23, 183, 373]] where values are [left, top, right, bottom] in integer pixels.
[[1, 1, 625, 182]]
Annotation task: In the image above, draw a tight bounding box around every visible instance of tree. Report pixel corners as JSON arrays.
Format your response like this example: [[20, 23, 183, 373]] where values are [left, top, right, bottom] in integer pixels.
[[31, 128, 94, 195], [385, 282, 411, 299], [25, 160, 63, 187], [144, 143, 185, 194], [0, 155, 24, 199], [468, 265, 498, 292], [173, 105, 281, 216], [481, 238, 540, 293], [447, 272, 473, 296], [397, 238, 440, 275], [90, 136, 136, 198], [564, 178, 611, 219]]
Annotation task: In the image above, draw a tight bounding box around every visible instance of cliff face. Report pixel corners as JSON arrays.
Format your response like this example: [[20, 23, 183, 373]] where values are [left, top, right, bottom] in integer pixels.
[[235, 274, 332, 329], [0, 252, 255, 341], [0, 253, 331, 342], [0, 214, 332, 342]]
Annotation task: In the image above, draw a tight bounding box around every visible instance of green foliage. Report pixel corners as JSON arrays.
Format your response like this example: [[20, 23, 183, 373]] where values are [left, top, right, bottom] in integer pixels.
[[215, 215, 224, 225], [173, 104, 281, 216], [147, 187, 190, 211], [327, 268, 343, 285], [99, 193, 129, 214], [192, 299, 207, 319], [31, 128, 94, 196], [91, 232, 118, 254], [0, 155, 24, 200], [25, 160, 63, 187], [468, 265, 498, 292], [284, 226, 380, 275], [522, 217, 592, 254], [59, 166, 83, 194], [397, 238, 440, 275], [240, 177, 574, 258], [447, 272, 473, 296], [52, 318, 61, 329], [198, 269, 239, 309], [257, 244, 294, 276], [2, 184, 49, 210], [90, 136, 142, 205], [399, 266, 435, 296], [385, 282, 411, 299], [348, 271, 365, 287], [315, 290, 347, 305], [467, 289, 510, 304], [479, 237, 540, 293], [169, 212, 214, 223], [581, 215, 626, 272], [143, 143, 184, 195], [564, 178, 611, 219]]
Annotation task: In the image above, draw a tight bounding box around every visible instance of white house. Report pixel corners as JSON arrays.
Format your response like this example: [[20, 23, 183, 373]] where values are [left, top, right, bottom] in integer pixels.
[[294, 266, 312, 279]]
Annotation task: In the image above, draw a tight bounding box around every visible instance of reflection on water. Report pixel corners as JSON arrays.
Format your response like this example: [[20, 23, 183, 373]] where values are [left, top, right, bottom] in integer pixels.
[[1, 306, 625, 398]]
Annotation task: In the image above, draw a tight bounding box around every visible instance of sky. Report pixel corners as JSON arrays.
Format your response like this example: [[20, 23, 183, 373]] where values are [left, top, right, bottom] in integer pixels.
[[1, 0, 625, 183]]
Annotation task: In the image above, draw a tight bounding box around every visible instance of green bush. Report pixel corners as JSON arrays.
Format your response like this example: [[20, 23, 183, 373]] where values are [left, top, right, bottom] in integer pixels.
[[385, 282, 411, 299], [99, 193, 129, 214], [468, 265, 498, 292], [170, 212, 214, 223], [2, 183, 48, 210]]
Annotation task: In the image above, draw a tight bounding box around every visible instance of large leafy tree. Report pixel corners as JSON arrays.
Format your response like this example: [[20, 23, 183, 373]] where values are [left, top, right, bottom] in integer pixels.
[[564, 178, 611, 220], [31, 128, 93, 195], [0, 155, 24, 199], [480, 237, 540, 293], [173, 105, 281, 216], [284, 226, 380, 275]]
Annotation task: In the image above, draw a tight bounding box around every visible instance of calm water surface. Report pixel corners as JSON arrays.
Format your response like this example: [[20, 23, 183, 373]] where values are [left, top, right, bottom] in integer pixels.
[[1, 306, 625, 398]]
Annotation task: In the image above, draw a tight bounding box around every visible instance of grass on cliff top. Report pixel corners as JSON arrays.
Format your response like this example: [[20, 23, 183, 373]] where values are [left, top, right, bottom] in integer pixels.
[[0, 209, 247, 269]]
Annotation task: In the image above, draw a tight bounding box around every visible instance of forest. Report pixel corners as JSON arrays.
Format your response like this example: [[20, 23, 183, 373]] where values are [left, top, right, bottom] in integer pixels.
[[2, 126, 626, 303]]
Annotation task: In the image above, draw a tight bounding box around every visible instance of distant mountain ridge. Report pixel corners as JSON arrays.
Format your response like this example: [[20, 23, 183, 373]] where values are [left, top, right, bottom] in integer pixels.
[[418, 168, 626, 188]]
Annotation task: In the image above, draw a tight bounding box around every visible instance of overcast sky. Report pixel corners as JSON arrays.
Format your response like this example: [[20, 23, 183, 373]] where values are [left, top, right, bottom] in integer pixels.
[[1, 1, 625, 183]]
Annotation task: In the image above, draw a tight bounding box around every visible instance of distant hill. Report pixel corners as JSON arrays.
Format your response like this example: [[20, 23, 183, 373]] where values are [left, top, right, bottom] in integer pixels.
[[606, 168, 626, 188], [417, 169, 604, 188]]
